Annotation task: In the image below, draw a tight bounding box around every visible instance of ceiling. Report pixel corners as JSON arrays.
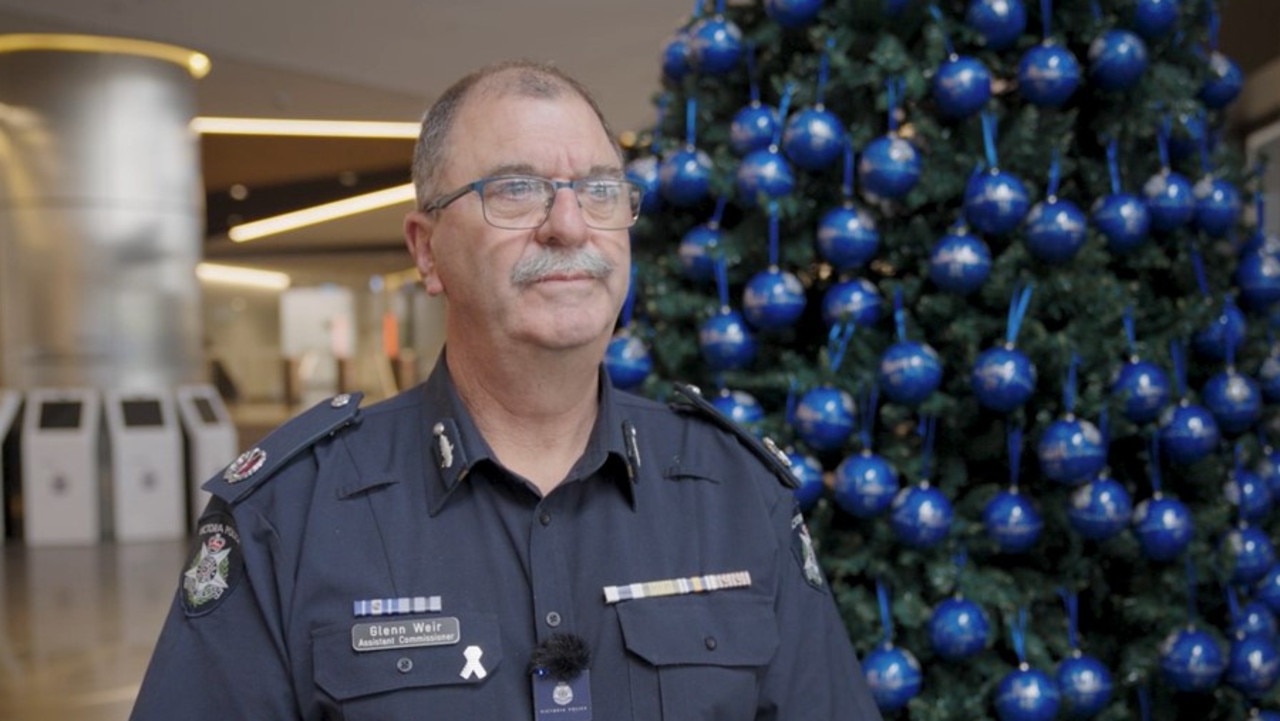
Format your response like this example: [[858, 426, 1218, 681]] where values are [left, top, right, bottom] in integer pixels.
[[0, 0, 1275, 287]]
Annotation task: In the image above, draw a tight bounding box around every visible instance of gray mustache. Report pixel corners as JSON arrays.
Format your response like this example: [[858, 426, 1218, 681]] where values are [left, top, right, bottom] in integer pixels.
[[511, 248, 614, 287]]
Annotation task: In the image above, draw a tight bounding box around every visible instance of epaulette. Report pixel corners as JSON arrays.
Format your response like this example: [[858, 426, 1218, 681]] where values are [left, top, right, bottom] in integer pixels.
[[669, 383, 798, 489], [203, 392, 364, 505]]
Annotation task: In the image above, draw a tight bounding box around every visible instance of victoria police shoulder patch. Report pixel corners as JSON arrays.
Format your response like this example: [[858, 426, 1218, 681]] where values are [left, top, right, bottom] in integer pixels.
[[182, 500, 244, 616]]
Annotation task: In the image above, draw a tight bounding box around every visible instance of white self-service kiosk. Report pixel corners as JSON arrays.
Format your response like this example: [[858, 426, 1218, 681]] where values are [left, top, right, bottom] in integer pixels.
[[175, 384, 238, 525], [0, 390, 21, 541], [104, 390, 185, 542], [21, 388, 101, 545]]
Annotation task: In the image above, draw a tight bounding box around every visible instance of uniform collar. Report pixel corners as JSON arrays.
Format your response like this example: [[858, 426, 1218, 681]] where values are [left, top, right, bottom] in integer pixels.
[[421, 352, 639, 516]]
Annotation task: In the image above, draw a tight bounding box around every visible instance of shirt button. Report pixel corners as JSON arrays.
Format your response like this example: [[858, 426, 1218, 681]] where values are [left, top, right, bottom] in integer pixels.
[[704, 636, 718, 651], [546, 611, 562, 627], [539, 512, 552, 526], [396, 657, 413, 673]]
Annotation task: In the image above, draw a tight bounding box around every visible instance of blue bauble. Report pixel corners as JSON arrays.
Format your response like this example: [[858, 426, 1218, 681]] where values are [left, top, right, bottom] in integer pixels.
[[822, 278, 883, 328], [604, 332, 652, 390], [1057, 652, 1113, 719], [735, 147, 795, 205], [884, 0, 909, 12], [1068, 475, 1133, 540], [891, 483, 954, 549], [995, 667, 1061, 721], [1201, 51, 1244, 110], [1258, 566, 1280, 615], [699, 309, 757, 371], [1091, 193, 1151, 254], [1110, 358, 1171, 424], [1133, 494, 1193, 561], [1169, 112, 1207, 161], [967, 0, 1027, 50], [1236, 251, 1280, 312], [710, 388, 765, 427], [1227, 633, 1280, 698], [833, 450, 899, 518], [1158, 401, 1220, 465], [1037, 416, 1106, 485], [817, 202, 879, 271], [1018, 43, 1081, 108], [863, 643, 923, 713], [1229, 469, 1276, 523], [686, 15, 743, 75], [626, 155, 662, 215], [1193, 302, 1246, 363], [929, 597, 990, 661], [1143, 169, 1196, 233], [729, 102, 780, 156], [1225, 525, 1277, 585], [742, 266, 806, 331], [932, 54, 992, 118], [1161, 626, 1226, 693], [858, 135, 922, 201], [785, 450, 826, 512], [879, 342, 943, 406], [764, 0, 824, 28], [1087, 29, 1149, 91], [1233, 600, 1278, 640], [678, 223, 721, 283], [965, 169, 1030, 237], [1260, 355, 1280, 404], [1203, 369, 1262, 436], [929, 229, 992, 295], [983, 488, 1043, 553], [658, 146, 713, 207], [661, 32, 691, 84], [781, 106, 846, 171], [793, 386, 856, 452], [971, 345, 1037, 413], [1132, 0, 1179, 39], [1024, 197, 1089, 264], [1194, 175, 1241, 238]]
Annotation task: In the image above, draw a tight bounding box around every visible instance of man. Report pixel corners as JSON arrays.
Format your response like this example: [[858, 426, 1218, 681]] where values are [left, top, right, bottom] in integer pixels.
[[130, 60, 881, 720]]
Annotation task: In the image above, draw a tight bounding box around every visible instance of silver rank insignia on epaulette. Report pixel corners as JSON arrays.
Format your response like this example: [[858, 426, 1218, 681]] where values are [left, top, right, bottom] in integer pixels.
[[762, 436, 792, 470], [792, 513, 826, 589], [432, 422, 455, 469], [224, 447, 267, 483]]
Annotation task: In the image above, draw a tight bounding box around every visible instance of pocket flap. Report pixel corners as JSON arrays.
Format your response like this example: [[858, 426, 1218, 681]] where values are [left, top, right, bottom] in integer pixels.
[[616, 593, 778, 667]]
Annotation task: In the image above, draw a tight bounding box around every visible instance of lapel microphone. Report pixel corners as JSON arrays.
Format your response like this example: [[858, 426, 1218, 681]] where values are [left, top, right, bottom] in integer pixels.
[[528, 632, 591, 680]]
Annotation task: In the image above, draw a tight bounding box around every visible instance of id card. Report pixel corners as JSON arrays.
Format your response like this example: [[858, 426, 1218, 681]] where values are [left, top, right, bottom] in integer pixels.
[[531, 669, 591, 720]]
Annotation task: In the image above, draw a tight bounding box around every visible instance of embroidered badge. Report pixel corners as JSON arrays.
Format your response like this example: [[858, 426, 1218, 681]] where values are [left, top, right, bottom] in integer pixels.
[[223, 447, 266, 483], [792, 512, 826, 590], [182, 511, 244, 615]]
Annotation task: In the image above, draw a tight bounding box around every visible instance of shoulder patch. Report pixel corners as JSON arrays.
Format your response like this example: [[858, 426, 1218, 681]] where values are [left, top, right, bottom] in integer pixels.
[[183, 499, 244, 615], [669, 383, 798, 489], [203, 392, 364, 505]]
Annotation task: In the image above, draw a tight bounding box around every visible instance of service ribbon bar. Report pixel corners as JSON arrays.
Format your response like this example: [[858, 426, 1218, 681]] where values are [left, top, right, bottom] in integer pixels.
[[353, 595, 443, 617], [602, 570, 752, 604]]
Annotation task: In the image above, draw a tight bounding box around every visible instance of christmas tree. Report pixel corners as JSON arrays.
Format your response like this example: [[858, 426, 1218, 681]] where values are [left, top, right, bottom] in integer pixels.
[[608, 0, 1280, 718]]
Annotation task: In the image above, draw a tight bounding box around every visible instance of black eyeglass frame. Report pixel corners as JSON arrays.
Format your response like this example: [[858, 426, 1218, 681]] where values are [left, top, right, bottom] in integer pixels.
[[421, 174, 645, 230]]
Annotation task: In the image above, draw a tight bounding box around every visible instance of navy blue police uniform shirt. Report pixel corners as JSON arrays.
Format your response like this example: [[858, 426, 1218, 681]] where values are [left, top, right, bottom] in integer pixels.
[[130, 356, 883, 721]]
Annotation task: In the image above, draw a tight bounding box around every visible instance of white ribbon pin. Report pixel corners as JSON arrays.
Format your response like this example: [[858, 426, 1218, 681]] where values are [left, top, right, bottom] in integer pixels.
[[460, 645, 487, 680]]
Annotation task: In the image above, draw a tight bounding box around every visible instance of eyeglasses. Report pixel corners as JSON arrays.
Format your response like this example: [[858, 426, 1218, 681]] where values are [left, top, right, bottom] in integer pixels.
[[423, 175, 644, 230]]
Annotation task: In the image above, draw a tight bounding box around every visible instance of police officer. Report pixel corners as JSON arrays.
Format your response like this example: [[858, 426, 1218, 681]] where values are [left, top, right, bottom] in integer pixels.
[[130, 60, 882, 721]]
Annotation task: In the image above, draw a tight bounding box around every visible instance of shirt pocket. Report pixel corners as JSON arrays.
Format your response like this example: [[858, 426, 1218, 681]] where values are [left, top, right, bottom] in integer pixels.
[[616, 593, 778, 720], [312, 611, 503, 720]]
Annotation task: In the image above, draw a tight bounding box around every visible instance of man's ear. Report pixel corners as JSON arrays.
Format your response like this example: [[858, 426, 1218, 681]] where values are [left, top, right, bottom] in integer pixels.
[[404, 210, 445, 296]]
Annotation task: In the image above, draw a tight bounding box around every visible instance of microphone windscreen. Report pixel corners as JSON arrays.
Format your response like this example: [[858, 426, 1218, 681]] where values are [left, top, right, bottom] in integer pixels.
[[527, 632, 591, 680]]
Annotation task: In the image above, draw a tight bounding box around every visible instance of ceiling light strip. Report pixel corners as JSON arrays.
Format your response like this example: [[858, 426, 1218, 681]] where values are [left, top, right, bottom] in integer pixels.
[[192, 117, 420, 139], [0, 33, 210, 78], [195, 263, 291, 290], [228, 183, 417, 242]]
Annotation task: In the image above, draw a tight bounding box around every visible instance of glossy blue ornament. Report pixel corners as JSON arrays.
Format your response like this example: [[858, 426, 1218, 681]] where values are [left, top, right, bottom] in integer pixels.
[[1037, 417, 1106, 485], [735, 147, 795, 205], [1192, 302, 1246, 362], [1236, 251, 1280, 312], [821, 278, 883, 328], [604, 332, 652, 390], [817, 202, 879, 271], [781, 106, 846, 171], [678, 223, 722, 283], [626, 156, 662, 215], [1143, 169, 1196, 233], [1024, 197, 1088, 264], [661, 32, 691, 84], [764, 0, 824, 28], [1258, 566, 1280, 615], [1169, 112, 1206, 161], [1068, 475, 1133, 540], [928, 597, 990, 660], [658, 147, 712, 207], [879, 342, 943, 406], [1018, 44, 1081, 108], [1158, 401, 1221, 465], [1225, 525, 1277, 585], [1260, 354, 1280, 404], [1132, 0, 1179, 39], [863, 643, 923, 713], [1161, 625, 1226, 693], [1201, 51, 1244, 110], [971, 345, 1037, 413], [929, 229, 992, 295], [965, 169, 1030, 237], [1091, 193, 1151, 254], [686, 15, 743, 75], [966, 0, 1027, 50], [786, 451, 826, 512], [1133, 494, 1193, 561], [833, 450, 899, 517], [1225, 469, 1272, 526], [710, 388, 765, 427], [1194, 175, 1241, 238], [1087, 29, 1148, 91], [742, 267, 806, 331], [1227, 633, 1280, 698], [1233, 600, 1278, 639], [983, 489, 1043, 553], [1110, 358, 1171, 424], [890, 483, 954, 549], [932, 54, 992, 118], [698, 309, 757, 371], [1057, 651, 1113, 719], [884, 0, 909, 12], [729, 102, 780, 156], [793, 386, 856, 452], [858, 135, 922, 201], [1203, 368, 1262, 436], [995, 666, 1061, 721]]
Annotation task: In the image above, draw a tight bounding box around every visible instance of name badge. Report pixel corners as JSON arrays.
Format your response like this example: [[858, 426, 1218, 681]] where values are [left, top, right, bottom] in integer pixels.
[[351, 616, 461, 652], [532, 669, 591, 720]]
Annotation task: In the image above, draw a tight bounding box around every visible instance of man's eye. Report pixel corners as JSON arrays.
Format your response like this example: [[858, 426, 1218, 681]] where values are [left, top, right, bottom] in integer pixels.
[[493, 180, 541, 200], [582, 181, 620, 201]]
